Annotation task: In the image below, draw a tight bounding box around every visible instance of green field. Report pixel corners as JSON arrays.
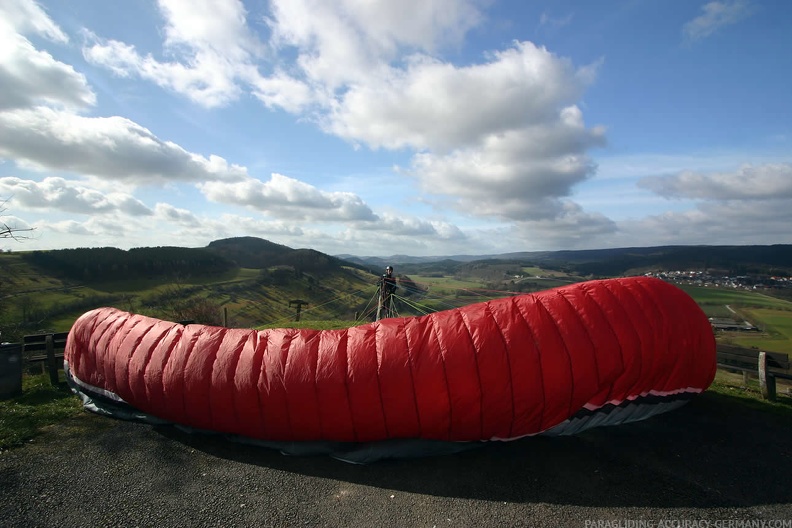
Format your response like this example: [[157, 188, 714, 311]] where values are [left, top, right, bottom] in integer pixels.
[[410, 271, 573, 297], [680, 285, 792, 354], [725, 308, 792, 353], [407, 275, 484, 294], [520, 266, 572, 278], [679, 285, 792, 310]]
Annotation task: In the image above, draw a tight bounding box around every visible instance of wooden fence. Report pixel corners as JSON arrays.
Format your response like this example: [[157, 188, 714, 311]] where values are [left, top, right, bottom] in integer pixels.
[[22, 332, 69, 385], [3, 332, 790, 401], [716, 344, 791, 401]]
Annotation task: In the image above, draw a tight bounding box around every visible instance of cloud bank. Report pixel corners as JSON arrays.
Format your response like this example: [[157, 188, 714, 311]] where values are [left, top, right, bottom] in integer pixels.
[[1, 0, 789, 255]]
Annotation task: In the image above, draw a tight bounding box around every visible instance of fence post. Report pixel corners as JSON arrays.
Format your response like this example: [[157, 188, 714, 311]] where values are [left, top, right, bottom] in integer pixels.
[[46, 334, 59, 385], [758, 351, 776, 402], [0, 343, 23, 399]]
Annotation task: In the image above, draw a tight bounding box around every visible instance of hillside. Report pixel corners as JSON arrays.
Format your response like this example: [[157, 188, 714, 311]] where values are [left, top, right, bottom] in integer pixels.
[[4, 240, 791, 344], [0, 238, 377, 342]]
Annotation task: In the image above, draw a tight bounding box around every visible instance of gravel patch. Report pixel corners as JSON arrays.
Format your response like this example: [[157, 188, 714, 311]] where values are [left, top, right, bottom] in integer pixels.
[[1, 390, 791, 527]]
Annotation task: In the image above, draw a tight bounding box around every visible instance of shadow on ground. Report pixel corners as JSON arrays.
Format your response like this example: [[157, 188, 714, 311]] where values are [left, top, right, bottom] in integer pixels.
[[153, 390, 792, 509]]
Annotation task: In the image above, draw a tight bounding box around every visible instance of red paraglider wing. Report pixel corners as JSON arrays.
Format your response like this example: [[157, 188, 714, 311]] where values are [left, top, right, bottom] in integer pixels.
[[65, 276, 716, 442]]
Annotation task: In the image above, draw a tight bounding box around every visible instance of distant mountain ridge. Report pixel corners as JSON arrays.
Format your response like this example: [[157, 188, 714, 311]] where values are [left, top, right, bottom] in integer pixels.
[[17, 238, 792, 281], [339, 244, 792, 276]]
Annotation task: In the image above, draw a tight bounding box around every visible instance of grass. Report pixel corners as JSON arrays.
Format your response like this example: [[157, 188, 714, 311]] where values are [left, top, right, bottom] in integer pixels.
[[0, 373, 83, 452], [707, 369, 792, 416]]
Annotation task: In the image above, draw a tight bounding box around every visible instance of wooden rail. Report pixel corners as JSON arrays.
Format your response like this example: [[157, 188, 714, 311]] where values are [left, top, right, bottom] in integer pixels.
[[716, 344, 791, 401], [22, 332, 69, 385]]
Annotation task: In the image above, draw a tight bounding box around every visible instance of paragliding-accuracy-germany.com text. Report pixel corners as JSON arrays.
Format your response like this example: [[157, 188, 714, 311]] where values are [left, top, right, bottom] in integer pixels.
[[583, 520, 792, 528]]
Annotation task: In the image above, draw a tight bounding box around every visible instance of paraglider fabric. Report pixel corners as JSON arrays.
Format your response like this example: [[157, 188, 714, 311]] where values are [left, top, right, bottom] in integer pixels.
[[64, 277, 716, 462]]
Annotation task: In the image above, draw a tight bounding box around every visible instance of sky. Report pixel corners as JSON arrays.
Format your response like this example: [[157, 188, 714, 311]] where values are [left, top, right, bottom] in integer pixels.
[[1, 0, 791, 257]]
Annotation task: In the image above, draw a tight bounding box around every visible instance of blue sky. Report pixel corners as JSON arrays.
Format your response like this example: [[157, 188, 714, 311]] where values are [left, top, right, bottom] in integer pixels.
[[1, 0, 790, 257]]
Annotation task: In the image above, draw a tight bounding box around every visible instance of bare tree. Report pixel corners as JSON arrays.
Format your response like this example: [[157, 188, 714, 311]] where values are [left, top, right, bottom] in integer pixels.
[[1, 198, 34, 241]]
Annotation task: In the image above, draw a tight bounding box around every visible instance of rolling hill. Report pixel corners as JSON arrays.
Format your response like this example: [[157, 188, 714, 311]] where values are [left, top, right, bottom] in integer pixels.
[[3, 239, 791, 343], [0, 238, 378, 342]]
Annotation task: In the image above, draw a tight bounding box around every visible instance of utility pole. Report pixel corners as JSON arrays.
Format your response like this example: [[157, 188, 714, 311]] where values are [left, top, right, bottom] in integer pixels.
[[289, 299, 308, 322]]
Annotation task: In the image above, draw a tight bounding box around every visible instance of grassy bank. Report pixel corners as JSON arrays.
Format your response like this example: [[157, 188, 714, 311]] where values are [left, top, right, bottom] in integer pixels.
[[0, 374, 83, 452], [707, 369, 792, 414]]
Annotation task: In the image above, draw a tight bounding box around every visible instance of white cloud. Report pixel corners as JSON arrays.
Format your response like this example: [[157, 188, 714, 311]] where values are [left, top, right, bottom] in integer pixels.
[[608, 162, 792, 247], [22, 207, 311, 252], [0, 176, 153, 215], [0, 107, 248, 185], [316, 41, 608, 226], [200, 173, 377, 222], [83, 0, 263, 108], [617, 198, 792, 247], [35, 215, 132, 240], [245, 70, 319, 114], [638, 163, 792, 201], [38, 219, 95, 236], [0, 23, 95, 111], [355, 213, 467, 240], [683, 1, 752, 40], [157, 0, 262, 61], [78, 2, 608, 232], [83, 0, 484, 111], [508, 201, 617, 248], [83, 35, 243, 108], [197, 179, 472, 255], [328, 42, 592, 151], [21, 0, 779, 257], [329, 226, 463, 257], [172, 213, 306, 247], [154, 203, 200, 227], [406, 106, 605, 222], [213, 214, 305, 238], [267, 0, 483, 89], [0, 0, 68, 43]]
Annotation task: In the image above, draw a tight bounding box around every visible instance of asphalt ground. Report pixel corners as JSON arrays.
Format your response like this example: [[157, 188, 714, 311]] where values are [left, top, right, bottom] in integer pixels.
[[1, 389, 791, 528]]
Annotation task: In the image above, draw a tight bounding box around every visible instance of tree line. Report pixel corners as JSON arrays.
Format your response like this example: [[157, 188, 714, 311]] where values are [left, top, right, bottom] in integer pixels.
[[23, 247, 235, 282]]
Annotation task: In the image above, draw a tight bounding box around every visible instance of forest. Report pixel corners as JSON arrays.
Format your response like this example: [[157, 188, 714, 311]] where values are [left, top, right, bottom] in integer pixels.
[[21, 246, 235, 282]]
